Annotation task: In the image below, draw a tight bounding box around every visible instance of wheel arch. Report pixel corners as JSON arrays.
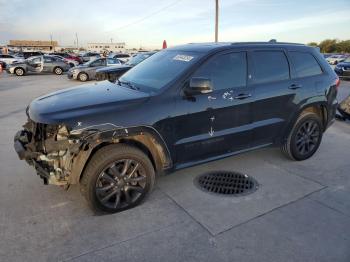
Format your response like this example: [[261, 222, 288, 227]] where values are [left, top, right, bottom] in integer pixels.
[[280, 102, 328, 144], [70, 126, 172, 184]]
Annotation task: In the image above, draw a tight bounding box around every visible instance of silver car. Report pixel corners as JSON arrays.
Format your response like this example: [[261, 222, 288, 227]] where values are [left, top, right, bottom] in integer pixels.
[[67, 57, 122, 81], [6, 55, 70, 76]]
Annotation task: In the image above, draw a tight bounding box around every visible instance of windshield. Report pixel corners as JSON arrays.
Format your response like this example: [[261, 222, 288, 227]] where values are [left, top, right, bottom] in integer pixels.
[[119, 50, 202, 91], [126, 53, 154, 66]]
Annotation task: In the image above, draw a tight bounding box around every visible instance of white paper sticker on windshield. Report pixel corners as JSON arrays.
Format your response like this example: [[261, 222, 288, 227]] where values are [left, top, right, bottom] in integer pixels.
[[173, 54, 194, 62]]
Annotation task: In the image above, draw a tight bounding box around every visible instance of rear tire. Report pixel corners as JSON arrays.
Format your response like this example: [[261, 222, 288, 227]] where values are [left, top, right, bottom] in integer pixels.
[[14, 67, 25, 76], [54, 67, 63, 75], [78, 72, 88, 82], [80, 144, 155, 213], [281, 112, 323, 161]]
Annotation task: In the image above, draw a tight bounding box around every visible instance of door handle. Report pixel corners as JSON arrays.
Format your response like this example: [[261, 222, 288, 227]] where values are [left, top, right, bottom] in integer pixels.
[[234, 93, 251, 100], [289, 84, 302, 89]]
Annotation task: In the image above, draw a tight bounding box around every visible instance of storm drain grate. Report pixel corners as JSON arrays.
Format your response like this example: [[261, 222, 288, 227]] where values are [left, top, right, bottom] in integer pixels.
[[194, 171, 258, 196]]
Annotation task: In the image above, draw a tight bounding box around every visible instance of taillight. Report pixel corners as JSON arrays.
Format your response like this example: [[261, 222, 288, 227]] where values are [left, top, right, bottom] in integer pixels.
[[335, 77, 340, 91]]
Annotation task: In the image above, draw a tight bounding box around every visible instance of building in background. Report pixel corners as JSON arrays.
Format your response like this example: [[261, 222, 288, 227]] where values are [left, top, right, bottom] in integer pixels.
[[7, 40, 58, 52], [87, 42, 125, 53]]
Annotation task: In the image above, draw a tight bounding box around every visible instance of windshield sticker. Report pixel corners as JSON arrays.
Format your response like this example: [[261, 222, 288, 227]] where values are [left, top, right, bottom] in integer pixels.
[[173, 54, 194, 62]]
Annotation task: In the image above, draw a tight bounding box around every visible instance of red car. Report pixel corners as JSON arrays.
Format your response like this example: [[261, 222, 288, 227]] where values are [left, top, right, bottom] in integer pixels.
[[51, 52, 82, 64]]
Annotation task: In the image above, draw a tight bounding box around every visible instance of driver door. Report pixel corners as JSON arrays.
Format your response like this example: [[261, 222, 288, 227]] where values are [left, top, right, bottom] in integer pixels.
[[173, 51, 254, 165], [27, 56, 44, 73]]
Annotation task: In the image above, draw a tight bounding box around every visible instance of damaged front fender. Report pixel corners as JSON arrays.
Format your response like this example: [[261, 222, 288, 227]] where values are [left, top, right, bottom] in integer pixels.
[[68, 125, 172, 184]]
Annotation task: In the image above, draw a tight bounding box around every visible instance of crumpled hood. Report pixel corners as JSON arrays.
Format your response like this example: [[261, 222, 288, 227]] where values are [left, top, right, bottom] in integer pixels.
[[28, 81, 150, 128], [9, 61, 26, 67]]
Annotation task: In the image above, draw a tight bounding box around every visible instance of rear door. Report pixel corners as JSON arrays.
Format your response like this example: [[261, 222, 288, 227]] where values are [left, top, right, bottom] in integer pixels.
[[42, 56, 56, 72], [89, 58, 106, 78], [250, 49, 297, 146]]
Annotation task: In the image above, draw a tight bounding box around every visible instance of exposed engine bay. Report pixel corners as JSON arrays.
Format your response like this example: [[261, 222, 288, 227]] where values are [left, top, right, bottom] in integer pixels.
[[14, 120, 83, 186]]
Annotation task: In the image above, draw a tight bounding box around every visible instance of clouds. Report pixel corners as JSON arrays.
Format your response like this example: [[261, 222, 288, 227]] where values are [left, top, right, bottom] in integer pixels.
[[0, 0, 349, 48]]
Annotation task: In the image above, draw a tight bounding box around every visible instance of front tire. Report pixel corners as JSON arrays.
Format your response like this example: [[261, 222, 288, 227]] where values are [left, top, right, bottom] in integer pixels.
[[54, 67, 63, 75], [80, 144, 155, 213], [14, 67, 25, 76], [78, 72, 88, 82], [281, 112, 323, 161]]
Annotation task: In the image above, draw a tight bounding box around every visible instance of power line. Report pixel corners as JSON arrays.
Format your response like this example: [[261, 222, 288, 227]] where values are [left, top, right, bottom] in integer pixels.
[[106, 0, 184, 33]]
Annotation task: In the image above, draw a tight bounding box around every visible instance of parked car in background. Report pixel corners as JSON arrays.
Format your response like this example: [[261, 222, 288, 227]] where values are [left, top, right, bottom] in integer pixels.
[[6, 55, 70, 76], [20, 51, 44, 59], [67, 57, 122, 81], [50, 55, 79, 67], [14, 42, 339, 213], [96, 51, 156, 82], [334, 56, 350, 79], [108, 53, 131, 63], [323, 54, 333, 59], [79, 52, 100, 62], [0, 54, 24, 65], [50, 52, 82, 64], [326, 54, 347, 65], [0, 61, 6, 70]]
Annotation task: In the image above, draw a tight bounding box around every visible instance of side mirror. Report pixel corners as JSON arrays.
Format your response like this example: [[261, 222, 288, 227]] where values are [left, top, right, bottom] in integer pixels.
[[185, 77, 213, 95]]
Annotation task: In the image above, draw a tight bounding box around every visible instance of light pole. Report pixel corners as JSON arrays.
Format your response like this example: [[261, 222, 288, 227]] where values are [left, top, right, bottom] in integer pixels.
[[50, 34, 53, 51], [75, 33, 79, 49], [215, 0, 219, 42]]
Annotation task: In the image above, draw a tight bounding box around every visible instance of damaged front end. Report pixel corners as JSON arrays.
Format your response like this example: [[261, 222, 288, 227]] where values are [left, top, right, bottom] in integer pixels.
[[14, 119, 84, 186]]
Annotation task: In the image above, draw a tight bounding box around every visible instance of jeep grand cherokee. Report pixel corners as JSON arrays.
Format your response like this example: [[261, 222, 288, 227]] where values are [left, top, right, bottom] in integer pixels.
[[14, 42, 339, 213]]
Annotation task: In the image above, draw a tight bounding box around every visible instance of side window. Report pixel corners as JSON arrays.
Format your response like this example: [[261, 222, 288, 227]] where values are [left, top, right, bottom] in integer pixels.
[[252, 51, 289, 84], [107, 58, 120, 65], [193, 52, 247, 91], [91, 59, 105, 67], [44, 57, 55, 63], [30, 57, 41, 64], [289, 51, 322, 78]]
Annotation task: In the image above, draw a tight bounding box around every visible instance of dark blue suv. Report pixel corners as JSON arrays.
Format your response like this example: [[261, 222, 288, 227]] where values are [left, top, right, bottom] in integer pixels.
[[14, 42, 339, 213], [334, 56, 350, 78]]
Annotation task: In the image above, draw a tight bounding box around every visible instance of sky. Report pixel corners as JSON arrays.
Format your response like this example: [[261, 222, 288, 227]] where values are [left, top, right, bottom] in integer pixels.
[[0, 0, 349, 49]]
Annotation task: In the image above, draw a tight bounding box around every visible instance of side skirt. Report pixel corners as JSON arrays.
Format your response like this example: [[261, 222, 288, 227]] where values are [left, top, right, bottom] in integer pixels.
[[174, 143, 273, 171]]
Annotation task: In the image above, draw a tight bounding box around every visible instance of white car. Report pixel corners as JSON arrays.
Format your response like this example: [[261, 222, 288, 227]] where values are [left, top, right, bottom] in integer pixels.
[[108, 53, 131, 63], [0, 54, 24, 65], [326, 55, 347, 65]]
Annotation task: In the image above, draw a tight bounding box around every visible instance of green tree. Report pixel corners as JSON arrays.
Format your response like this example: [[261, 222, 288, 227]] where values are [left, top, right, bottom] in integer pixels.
[[307, 42, 318, 47], [336, 40, 350, 53], [318, 39, 337, 53]]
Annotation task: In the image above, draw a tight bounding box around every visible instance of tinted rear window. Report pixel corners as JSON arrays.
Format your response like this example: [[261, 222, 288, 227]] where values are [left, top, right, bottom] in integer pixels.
[[289, 51, 322, 78], [252, 51, 289, 84]]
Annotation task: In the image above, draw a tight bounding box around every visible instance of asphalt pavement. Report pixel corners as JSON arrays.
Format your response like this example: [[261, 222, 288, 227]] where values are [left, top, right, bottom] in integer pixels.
[[0, 72, 349, 262]]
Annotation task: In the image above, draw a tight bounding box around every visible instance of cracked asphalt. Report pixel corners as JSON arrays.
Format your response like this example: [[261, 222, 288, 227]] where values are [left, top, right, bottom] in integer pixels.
[[0, 72, 349, 262]]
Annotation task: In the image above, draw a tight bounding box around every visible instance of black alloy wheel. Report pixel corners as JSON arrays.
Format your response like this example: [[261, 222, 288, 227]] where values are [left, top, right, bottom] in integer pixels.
[[282, 112, 323, 161], [80, 144, 155, 213], [294, 120, 320, 156], [95, 159, 147, 210]]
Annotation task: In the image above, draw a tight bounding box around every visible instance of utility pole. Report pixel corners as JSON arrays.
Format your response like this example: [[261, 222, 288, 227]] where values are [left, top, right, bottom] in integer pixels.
[[75, 33, 79, 49], [215, 0, 219, 42], [50, 34, 53, 51]]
